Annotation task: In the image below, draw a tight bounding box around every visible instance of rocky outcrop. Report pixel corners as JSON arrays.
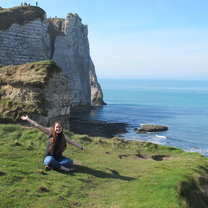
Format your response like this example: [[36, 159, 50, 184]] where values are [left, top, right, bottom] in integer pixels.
[[0, 61, 72, 125], [0, 6, 105, 115], [134, 124, 168, 133], [69, 119, 128, 138]]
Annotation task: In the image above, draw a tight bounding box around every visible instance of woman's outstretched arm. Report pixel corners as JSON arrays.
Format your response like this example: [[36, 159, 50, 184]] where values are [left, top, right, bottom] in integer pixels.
[[64, 134, 84, 150], [21, 115, 51, 135]]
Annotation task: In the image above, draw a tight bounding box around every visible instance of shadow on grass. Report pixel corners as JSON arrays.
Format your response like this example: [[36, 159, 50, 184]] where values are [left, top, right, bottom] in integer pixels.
[[180, 165, 208, 208], [0, 171, 6, 176], [58, 165, 136, 181]]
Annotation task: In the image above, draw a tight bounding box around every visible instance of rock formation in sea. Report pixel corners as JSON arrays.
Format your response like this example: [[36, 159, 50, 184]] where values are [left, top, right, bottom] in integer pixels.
[[134, 124, 168, 133], [0, 5, 105, 124]]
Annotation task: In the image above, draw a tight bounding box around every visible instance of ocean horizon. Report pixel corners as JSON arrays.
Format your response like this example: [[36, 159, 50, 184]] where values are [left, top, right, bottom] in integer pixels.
[[86, 79, 208, 156]]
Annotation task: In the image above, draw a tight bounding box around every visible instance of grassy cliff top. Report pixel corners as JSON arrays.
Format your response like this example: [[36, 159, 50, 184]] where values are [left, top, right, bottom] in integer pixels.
[[0, 61, 61, 122], [0, 5, 46, 30], [0, 124, 208, 208], [0, 60, 61, 87]]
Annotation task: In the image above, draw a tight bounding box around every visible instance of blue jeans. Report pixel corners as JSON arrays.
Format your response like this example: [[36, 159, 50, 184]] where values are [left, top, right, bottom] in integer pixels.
[[43, 156, 73, 170]]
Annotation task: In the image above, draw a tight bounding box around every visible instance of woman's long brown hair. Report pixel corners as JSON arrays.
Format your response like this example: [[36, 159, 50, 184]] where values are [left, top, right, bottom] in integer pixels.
[[49, 121, 67, 155]]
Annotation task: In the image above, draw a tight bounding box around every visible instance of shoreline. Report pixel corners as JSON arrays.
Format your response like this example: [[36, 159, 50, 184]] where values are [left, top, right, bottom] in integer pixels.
[[68, 116, 208, 157], [69, 117, 128, 138]]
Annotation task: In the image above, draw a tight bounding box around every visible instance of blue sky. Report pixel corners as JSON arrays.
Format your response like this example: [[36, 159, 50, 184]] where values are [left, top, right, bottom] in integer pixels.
[[1, 0, 208, 79]]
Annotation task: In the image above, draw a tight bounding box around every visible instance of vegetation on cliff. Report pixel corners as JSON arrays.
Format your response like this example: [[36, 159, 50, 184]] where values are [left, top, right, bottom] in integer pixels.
[[0, 124, 208, 208], [0, 60, 60, 86], [0, 5, 46, 30], [0, 61, 61, 122]]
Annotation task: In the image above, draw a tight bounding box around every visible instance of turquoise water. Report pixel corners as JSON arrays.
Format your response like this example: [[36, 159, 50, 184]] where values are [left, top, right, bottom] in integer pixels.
[[90, 79, 208, 156]]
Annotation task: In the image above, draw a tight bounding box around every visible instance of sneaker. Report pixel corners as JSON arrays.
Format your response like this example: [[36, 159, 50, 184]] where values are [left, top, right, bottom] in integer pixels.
[[44, 166, 52, 171]]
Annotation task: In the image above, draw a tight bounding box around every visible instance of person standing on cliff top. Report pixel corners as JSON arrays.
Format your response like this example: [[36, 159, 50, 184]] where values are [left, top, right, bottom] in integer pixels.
[[21, 115, 84, 172]]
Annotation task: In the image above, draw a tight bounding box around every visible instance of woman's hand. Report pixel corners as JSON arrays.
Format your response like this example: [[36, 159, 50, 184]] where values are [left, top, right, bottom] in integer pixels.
[[20, 115, 50, 135], [21, 115, 28, 121]]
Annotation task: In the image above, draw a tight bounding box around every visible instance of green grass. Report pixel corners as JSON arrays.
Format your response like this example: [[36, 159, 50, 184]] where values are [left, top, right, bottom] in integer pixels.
[[0, 60, 61, 86], [0, 124, 208, 208]]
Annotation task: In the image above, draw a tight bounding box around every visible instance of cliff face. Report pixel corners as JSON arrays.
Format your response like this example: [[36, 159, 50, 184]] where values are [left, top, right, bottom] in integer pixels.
[[0, 19, 50, 65], [49, 14, 93, 107], [0, 6, 50, 65], [0, 6, 105, 116], [49, 13, 105, 107]]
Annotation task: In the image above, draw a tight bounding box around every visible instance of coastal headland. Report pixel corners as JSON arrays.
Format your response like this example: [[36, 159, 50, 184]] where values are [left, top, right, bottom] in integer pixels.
[[0, 5, 208, 208], [0, 5, 105, 126]]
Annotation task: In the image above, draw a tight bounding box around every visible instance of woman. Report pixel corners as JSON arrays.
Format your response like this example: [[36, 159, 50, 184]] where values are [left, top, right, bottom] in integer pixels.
[[21, 115, 84, 172]]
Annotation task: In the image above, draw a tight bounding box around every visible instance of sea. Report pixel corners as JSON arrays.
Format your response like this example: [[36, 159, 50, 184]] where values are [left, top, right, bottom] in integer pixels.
[[86, 79, 208, 156]]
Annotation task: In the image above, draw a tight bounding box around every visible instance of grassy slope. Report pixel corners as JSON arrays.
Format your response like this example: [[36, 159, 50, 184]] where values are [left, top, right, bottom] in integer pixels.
[[0, 124, 208, 208]]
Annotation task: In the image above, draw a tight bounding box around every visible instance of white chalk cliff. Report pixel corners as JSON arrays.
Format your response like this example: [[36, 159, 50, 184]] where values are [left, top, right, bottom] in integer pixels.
[[49, 14, 105, 108], [0, 6, 105, 112]]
